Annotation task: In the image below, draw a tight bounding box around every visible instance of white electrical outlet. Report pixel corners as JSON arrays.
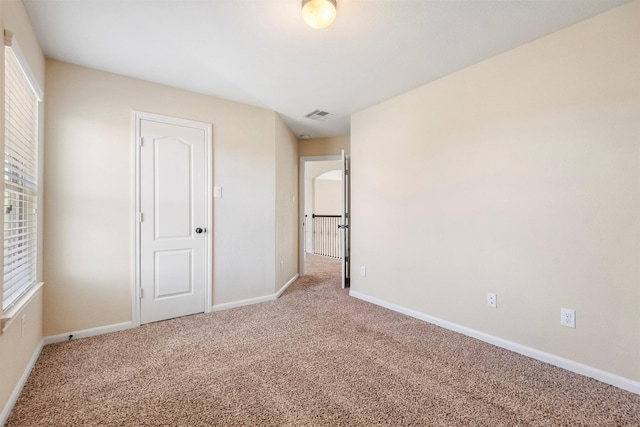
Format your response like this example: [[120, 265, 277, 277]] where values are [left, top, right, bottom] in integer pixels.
[[360, 266, 366, 277], [487, 293, 497, 308], [561, 308, 576, 328], [280, 261, 284, 272], [213, 186, 222, 198]]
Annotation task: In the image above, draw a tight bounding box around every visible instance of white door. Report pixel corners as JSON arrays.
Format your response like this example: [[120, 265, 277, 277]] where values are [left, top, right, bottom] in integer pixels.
[[138, 116, 209, 324], [340, 150, 350, 288]]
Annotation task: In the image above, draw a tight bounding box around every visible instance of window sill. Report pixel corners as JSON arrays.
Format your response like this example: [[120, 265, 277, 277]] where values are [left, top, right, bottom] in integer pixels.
[[0, 282, 44, 334]]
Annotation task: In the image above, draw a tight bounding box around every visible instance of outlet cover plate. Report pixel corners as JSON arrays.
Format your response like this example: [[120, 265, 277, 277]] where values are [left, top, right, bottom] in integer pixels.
[[561, 307, 576, 328], [487, 293, 497, 308]]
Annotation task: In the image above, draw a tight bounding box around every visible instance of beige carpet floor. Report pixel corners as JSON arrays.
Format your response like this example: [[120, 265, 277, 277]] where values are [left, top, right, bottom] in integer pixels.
[[7, 254, 640, 426]]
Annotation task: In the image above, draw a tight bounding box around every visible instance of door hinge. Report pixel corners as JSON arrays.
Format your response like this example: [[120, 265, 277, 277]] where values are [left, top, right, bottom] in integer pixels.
[[139, 288, 144, 299], [139, 212, 144, 222], [139, 137, 144, 147]]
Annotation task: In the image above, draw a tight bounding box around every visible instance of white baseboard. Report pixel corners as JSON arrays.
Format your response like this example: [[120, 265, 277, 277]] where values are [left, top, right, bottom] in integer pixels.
[[349, 290, 640, 395], [41, 276, 302, 340], [212, 274, 299, 312], [211, 294, 276, 312], [41, 274, 301, 343], [277, 274, 299, 298], [0, 339, 44, 426], [43, 321, 136, 345]]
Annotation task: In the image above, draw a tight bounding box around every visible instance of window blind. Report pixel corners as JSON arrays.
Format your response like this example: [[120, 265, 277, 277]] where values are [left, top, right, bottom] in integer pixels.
[[2, 44, 39, 310]]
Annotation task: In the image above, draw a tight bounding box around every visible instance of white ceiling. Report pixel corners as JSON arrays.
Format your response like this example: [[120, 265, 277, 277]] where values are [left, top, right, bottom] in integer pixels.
[[24, 0, 630, 139]]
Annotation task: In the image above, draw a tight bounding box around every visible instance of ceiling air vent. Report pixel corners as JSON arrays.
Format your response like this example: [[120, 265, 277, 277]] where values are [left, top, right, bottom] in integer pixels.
[[305, 109, 333, 121]]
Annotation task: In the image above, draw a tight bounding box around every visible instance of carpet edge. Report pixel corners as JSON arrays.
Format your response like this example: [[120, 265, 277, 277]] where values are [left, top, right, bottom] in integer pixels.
[[1, 338, 43, 426], [211, 273, 299, 312], [349, 290, 640, 395], [43, 321, 136, 345]]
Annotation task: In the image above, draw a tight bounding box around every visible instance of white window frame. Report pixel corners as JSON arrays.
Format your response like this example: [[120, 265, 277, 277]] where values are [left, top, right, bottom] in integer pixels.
[[0, 30, 43, 332]]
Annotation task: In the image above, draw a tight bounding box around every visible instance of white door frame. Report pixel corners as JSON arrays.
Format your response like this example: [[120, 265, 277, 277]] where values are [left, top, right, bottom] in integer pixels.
[[299, 155, 341, 277], [131, 111, 213, 326]]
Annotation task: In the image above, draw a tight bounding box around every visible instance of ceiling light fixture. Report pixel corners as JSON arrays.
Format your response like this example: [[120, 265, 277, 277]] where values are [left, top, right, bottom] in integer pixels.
[[301, 0, 337, 29]]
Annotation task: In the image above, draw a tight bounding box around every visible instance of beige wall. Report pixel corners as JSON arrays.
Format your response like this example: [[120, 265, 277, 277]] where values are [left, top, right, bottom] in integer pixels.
[[275, 115, 299, 290], [314, 179, 341, 215], [351, 2, 640, 382], [0, 0, 45, 419], [44, 60, 286, 333], [299, 135, 350, 157]]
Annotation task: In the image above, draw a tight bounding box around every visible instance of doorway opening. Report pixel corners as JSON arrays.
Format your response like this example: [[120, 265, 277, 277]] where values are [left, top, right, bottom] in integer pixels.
[[299, 153, 350, 287]]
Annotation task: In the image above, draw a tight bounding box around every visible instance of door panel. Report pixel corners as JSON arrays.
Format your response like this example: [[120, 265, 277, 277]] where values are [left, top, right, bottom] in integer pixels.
[[139, 118, 207, 324], [154, 138, 193, 239], [341, 150, 350, 288], [154, 249, 193, 298]]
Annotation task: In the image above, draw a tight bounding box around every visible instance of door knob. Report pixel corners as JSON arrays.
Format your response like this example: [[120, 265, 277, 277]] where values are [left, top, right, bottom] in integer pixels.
[[195, 227, 204, 234]]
